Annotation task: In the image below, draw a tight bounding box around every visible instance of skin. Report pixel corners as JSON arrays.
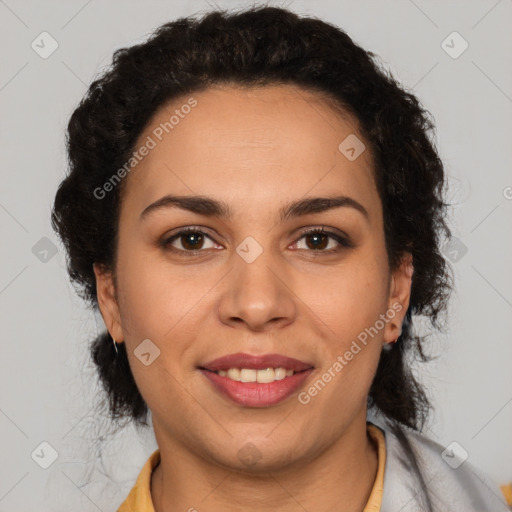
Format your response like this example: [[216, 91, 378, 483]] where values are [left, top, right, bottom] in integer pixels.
[[94, 84, 413, 512]]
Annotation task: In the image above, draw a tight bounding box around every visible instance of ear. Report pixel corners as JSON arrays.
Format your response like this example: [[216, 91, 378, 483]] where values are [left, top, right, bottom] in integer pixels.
[[93, 262, 124, 343], [383, 252, 413, 343]]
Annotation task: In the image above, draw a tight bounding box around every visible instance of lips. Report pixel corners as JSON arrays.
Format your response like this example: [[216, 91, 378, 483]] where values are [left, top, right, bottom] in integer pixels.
[[200, 367, 315, 407], [199, 352, 314, 372]]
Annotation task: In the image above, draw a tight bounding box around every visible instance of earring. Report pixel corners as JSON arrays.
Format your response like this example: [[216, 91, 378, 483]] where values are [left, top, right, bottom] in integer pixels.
[[383, 323, 403, 352], [382, 335, 399, 352], [112, 336, 119, 356]]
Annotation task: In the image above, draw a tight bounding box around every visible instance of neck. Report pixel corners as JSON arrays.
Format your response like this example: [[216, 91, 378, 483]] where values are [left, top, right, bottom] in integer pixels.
[[151, 414, 378, 512]]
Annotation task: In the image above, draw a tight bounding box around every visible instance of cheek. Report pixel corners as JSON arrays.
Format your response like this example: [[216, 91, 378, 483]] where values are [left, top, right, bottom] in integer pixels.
[[114, 250, 204, 414], [299, 247, 388, 407], [310, 260, 389, 345], [115, 243, 219, 379], [115, 239, 191, 340]]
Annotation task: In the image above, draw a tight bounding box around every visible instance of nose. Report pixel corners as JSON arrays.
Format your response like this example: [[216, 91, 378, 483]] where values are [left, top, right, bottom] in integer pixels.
[[216, 246, 297, 332]]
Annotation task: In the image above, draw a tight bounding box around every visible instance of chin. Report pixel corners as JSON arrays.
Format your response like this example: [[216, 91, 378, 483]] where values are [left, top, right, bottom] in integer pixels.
[[204, 435, 311, 474]]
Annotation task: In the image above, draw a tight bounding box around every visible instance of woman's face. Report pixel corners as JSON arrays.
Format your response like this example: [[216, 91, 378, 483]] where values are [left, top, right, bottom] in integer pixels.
[[95, 84, 412, 471]]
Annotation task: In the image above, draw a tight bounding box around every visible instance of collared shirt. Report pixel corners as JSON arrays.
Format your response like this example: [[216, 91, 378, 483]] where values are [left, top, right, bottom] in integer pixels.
[[117, 420, 507, 511], [117, 423, 386, 511], [377, 420, 507, 511]]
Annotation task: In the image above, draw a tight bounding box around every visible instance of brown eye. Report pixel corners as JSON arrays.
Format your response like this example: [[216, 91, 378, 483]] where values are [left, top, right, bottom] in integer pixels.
[[303, 232, 330, 250], [293, 228, 353, 253], [178, 231, 205, 250], [161, 228, 219, 253], [160, 226, 353, 257]]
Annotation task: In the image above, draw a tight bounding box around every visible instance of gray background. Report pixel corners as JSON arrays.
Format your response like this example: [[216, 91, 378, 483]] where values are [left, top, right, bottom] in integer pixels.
[[1, 0, 511, 510]]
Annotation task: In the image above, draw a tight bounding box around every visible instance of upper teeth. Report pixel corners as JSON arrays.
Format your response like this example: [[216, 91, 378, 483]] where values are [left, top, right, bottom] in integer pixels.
[[216, 367, 295, 383]]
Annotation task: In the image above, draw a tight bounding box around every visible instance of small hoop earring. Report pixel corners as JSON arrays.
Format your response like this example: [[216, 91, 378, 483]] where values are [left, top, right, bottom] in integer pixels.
[[112, 336, 119, 356], [382, 336, 399, 352]]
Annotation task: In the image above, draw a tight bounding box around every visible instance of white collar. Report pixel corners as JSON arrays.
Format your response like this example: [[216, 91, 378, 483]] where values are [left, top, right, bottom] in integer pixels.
[[366, 417, 506, 511]]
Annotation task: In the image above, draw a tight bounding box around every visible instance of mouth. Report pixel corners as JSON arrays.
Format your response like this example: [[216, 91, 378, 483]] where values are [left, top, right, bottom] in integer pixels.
[[198, 352, 315, 407]]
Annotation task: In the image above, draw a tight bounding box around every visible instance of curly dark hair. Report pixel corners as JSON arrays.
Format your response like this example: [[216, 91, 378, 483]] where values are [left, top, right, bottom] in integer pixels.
[[51, 6, 453, 437]]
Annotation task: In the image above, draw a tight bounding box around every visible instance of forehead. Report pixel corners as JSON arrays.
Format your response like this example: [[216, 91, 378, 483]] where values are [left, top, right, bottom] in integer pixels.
[[121, 84, 379, 222]]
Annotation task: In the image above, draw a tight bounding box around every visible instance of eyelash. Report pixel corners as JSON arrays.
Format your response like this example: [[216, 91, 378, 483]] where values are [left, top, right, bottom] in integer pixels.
[[159, 226, 354, 256]]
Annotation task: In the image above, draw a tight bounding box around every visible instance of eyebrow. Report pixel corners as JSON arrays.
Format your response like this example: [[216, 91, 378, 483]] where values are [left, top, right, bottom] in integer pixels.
[[139, 194, 369, 223]]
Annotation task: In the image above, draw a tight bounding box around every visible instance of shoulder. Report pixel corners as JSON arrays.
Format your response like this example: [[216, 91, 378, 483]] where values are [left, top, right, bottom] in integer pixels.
[[369, 420, 506, 512]]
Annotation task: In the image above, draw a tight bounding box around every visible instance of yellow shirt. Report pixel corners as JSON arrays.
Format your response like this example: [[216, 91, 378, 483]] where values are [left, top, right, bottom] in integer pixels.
[[117, 423, 386, 511]]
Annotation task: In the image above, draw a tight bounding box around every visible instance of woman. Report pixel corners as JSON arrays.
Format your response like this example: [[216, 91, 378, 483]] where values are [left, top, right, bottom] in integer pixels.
[[51, 6, 506, 512]]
